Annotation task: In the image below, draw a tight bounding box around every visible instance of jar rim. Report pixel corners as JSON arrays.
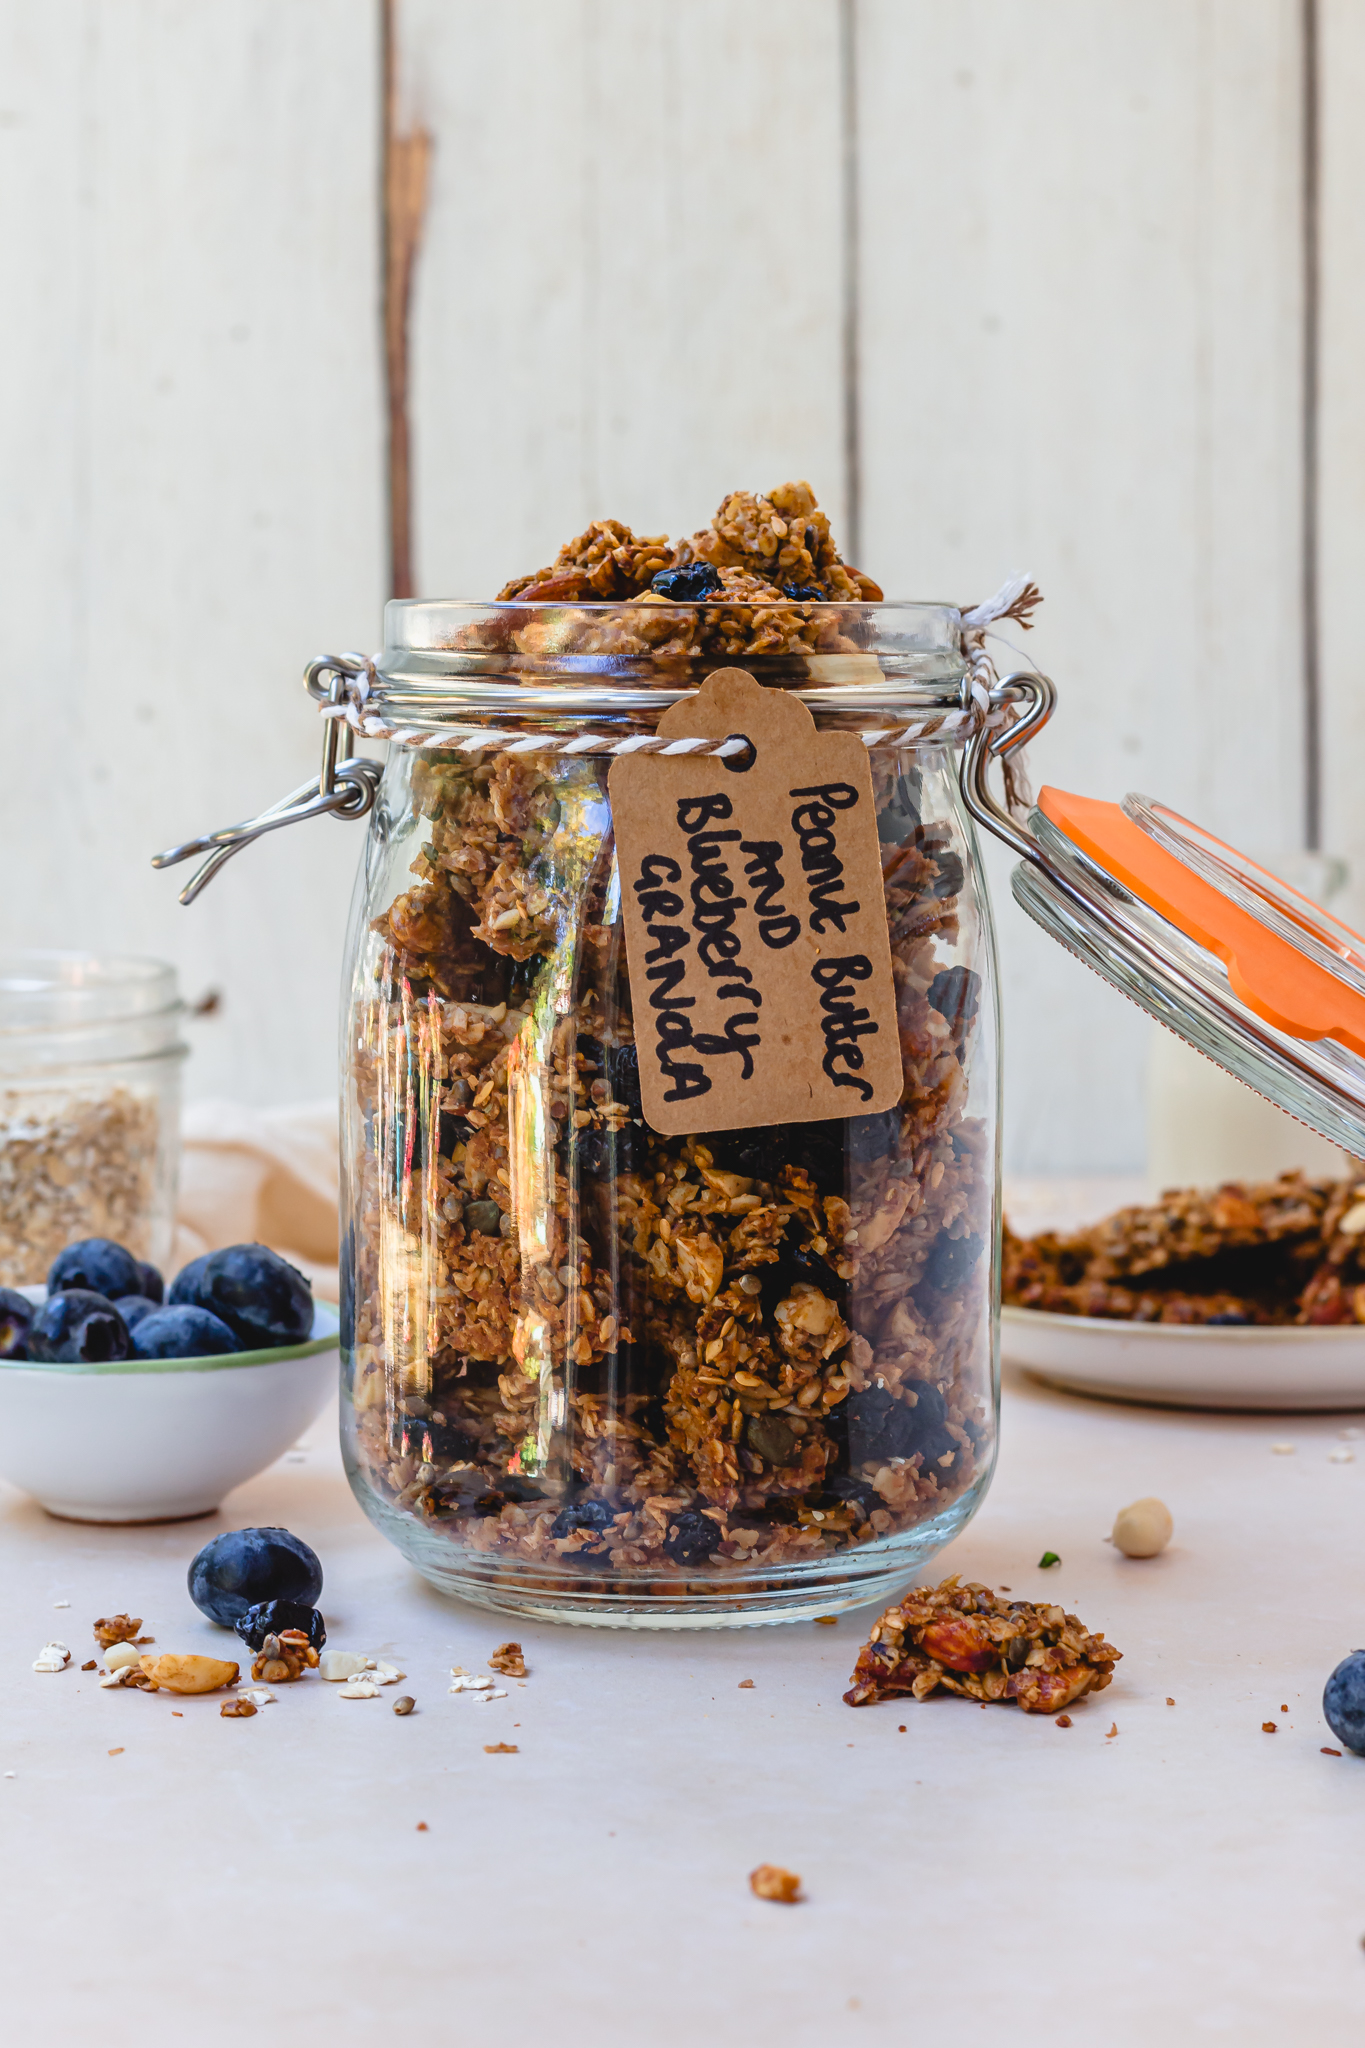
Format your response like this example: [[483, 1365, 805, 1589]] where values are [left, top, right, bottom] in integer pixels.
[[0, 951, 182, 1035]]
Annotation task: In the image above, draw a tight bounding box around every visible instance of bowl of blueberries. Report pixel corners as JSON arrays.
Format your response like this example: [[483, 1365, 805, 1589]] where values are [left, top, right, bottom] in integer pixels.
[[0, 1237, 338, 1522]]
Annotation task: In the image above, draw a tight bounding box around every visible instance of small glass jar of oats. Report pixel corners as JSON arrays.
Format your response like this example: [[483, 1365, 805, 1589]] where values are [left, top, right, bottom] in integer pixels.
[[0, 952, 186, 1287]]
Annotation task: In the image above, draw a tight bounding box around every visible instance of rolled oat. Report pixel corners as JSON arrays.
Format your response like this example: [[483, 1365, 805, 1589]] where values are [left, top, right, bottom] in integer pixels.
[[0, 1087, 161, 1288]]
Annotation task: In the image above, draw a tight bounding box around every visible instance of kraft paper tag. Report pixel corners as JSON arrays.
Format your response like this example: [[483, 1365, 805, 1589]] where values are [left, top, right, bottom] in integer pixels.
[[609, 668, 902, 1136]]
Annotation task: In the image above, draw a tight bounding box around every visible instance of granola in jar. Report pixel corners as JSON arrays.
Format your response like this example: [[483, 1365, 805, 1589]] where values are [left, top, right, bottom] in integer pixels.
[[340, 485, 1001, 1622]]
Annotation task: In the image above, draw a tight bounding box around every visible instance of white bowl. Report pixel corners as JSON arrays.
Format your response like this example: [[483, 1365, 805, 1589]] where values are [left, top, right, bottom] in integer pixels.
[[0, 1302, 340, 1521], [1002, 1303, 1365, 1412]]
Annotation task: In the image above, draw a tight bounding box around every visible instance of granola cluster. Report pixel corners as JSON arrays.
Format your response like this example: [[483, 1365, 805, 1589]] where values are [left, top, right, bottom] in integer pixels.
[[344, 492, 993, 1591], [844, 1576, 1120, 1714], [1004, 1171, 1365, 1325], [485, 480, 882, 666]]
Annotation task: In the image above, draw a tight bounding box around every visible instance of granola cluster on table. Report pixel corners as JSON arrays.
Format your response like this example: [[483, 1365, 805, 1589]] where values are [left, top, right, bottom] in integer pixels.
[[1004, 1171, 1365, 1326], [844, 1576, 1120, 1713], [344, 484, 995, 1585]]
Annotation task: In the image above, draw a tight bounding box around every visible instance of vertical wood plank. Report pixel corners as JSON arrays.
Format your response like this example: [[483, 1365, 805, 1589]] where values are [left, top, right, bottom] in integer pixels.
[[858, 0, 1304, 1172], [400, 0, 846, 595], [0, 0, 385, 1106]]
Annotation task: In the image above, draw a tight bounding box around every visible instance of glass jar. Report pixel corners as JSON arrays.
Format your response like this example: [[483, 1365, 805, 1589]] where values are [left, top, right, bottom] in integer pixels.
[[336, 600, 1006, 1625], [0, 952, 186, 1286]]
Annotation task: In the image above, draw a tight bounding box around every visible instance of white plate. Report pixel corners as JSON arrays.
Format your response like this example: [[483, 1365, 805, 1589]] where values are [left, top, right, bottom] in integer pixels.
[[1001, 1303, 1365, 1412]]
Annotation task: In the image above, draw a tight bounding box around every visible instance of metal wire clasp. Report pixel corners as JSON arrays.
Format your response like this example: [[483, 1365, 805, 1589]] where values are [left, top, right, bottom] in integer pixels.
[[958, 671, 1057, 863], [151, 654, 381, 905]]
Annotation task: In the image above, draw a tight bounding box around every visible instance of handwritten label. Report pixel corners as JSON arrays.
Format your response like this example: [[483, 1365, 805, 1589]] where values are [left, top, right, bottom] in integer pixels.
[[609, 669, 902, 1135]]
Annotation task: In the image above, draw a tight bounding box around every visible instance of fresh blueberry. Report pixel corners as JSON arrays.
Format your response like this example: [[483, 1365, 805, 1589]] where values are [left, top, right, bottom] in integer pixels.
[[0, 1286, 34, 1359], [550, 1497, 615, 1542], [1324, 1651, 1365, 1753], [664, 1508, 722, 1566], [169, 1243, 313, 1350], [188, 1526, 324, 1626], [135, 1260, 165, 1303], [113, 1295, 158, 1333], [233, 1599, 326, 1654], [650, 562, 722, 602], [132, 1305, 241, 1359], [28, 1289, 130, 1364], [47, 1238, 142, 1302]]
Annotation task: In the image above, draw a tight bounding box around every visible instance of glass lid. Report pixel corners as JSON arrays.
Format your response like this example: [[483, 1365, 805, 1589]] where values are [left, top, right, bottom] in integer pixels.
[[1009, 787, 1365, 1158]]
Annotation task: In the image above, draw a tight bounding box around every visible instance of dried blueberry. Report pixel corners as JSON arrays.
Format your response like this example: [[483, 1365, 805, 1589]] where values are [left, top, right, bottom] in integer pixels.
[[920, 1232, 984, 1295], [925, 848, 965, 900], [132, 1305, 241, 1359], [47, 1238, 141, 1302], [550, 1497, 615, 1542], [650, 562, 722, 602], [0, 1286, 33, 1359], [438, 1110, 473, 1157], [927, 965, 981, 1031], [848, 1105, 902, 1164], [233, 1599, 326, 1653], [394, 1413, 480, 1464], [781, 583, 825, 603], [876, 773, 920, 845], [846, 1379, 956, 1469], [169, 1244, 313, 1349], [819, 1473, 881, 1520], [605, 1042, 643, 1115], [113, 1294, 158, 1333], [576, 1125, 648, 1179], [665, 1508, 723, 1566], [188, 1526, 324, 1626], [136, 1260, 165, 1303], [28, 1290, 130, 1364]]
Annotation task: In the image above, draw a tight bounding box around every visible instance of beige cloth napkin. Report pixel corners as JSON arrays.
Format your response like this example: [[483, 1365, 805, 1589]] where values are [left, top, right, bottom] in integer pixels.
[[175, 1100, 340, 1302]]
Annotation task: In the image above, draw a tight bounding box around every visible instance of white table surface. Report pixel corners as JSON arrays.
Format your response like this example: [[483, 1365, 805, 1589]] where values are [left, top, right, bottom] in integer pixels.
[[6, 1358, 1365, 2047]]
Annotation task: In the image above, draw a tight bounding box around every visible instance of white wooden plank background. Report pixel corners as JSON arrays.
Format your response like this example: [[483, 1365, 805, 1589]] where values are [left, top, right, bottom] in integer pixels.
[[1, 0, 1351, 1176], [0, 0, 383, 1106]]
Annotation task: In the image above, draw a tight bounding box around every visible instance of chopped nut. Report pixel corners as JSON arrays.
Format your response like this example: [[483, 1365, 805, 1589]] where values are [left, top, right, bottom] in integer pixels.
[[488, 1641, 527, 1678], [220, 1697, 257, 1718], [105, 1641, 142, 1673], [138, 1654, 239, 1695], [80, 1660, 96, 1672], [337, 1676, 381, 1699], [738, 1679, 755, 1689], [237, 1687, 276, 1707], [370, 1661, 406, 1684], [449, 1673, 495, 1693], [93, 1614, 142, 1649], [749, 1864, 802, 1904], [319, 1650, 374, 1683], [1055, 1715, 1072, 1728], [32, 1642, 70, 1673], [1111, 1497, 1173, 1558], [471, 1688, 509, 1703], [1263, 1721, 1278, 1733]]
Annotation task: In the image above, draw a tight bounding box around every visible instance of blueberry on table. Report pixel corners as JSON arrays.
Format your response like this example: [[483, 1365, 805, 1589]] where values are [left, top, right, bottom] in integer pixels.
[[0, 1286, 34, 1359], [188, 1526, 324, 1626], [28, 1290, 130, 1364], [47, 1237, 142, 1302], [131, 1305, 241, 1359], [135, 1260, 165, 1302], [169, 1243, 313, 1349], [233, 1599, 326, 1653], [113, 1295, 157, 1332], [1323, 1651, 1365, 1753], [650, 562, 722, 602]]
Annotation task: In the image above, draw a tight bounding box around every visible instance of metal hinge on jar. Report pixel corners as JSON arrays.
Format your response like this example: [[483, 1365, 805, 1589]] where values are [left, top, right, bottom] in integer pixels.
[[151, 656, 381, 905]]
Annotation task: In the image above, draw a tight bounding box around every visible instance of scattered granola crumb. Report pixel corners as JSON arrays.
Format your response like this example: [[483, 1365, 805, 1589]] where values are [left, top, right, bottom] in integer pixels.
[[80, 1660, 96, 1672], [1263, 1721, 1278, 1733], [1323, 1746, 1343, 1757], [1281, 1704, 1289, 1714], [815, 1617, 839, 1627], [251, 1631, 319, 1685], [370, 1661, 406, 1685], [1106, 1722, 1118, 1738], [93, 1615, 141, 1649], [53, 1601, 69, 1610], [472, 1688, 508, 1703], [1166, 1697, 1176, 1706], [416, 1821, 429, 1830], [484, 1742, 518, 1754], [238, 1687, 276, 1707], [220, 1697, 257, 1718], [108, 1747, 124, 1756], [897, 1724, 906, 1733], [171, 1712, 182, 1718], [1055, 1715, 1072, 1728], [738, 1679, 755, 1689], [338, 1676, 381, 1699], [393, 1695, 416, 1716], [749, 1864, 802, 1904], [488, 1642, 527, 1678], [450, 1672, 495, 1693], [1329, 1447, 1355, 1463], [1271, 1442, 1295, 1455]]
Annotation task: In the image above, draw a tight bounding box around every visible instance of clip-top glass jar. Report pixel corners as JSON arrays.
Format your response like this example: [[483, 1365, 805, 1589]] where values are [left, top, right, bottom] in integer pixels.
[[326, 599, 1021, 1625]]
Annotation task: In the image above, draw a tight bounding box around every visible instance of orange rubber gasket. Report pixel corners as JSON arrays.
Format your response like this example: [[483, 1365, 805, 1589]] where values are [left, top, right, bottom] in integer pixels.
[[1037, 787, 1365, 1058]]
